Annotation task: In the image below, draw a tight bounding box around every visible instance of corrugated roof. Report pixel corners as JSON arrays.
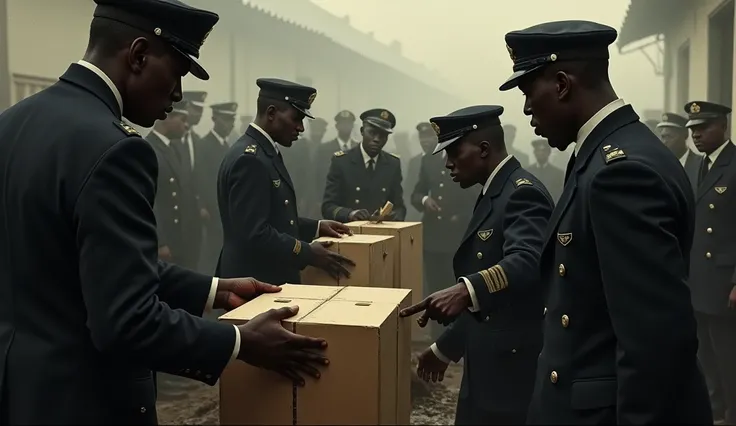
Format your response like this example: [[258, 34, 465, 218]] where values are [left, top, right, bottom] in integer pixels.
[[618, 0, 690, 52]]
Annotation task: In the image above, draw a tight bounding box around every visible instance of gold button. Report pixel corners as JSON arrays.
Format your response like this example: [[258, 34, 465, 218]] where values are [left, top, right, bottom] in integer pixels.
[[169, 177, 175, 183], [484, 316, 490, 322], [172, 192, 177, 197], [355, 199, 360, 204], [709, 204, 715, 210], [437, 216, 442, 220], [558, 264, 566, 277], [511, 349, 517, 354], [290, 220, 295, 225], [706, 252, 712, 259], [356, 187, 360, 191], [284, 199, 289, 205], [707, 227, 713, 234], [174, 219, 179, 224], [439, 183, 444, 188], [438, 196, 443, 201], [561, 314, 570, 328], [441, 171, 446, 175], [140, 407, 146, 414], [543, 307, 547, 316], [550, 371, 558, 384], [477, 252, 483, 259], [382, 188, 386, 192], [174, 205, 178, 210]]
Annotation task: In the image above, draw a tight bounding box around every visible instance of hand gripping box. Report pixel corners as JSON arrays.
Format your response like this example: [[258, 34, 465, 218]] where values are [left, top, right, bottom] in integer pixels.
[[218, 284, 412, 425]]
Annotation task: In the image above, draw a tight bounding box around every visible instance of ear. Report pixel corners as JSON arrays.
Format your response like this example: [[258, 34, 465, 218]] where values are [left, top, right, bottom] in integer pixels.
[[359, 126, 365, 136], [128, 37, 151, 75], [478, 140, 490, 158], [266, 105, 278, 122], [555, 71, 572, 101]]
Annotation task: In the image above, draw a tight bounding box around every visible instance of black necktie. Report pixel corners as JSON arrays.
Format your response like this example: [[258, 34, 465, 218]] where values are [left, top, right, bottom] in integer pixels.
[[564, 153, 576, 183], [699, 156, 711, 185], [367, 158, 375, 176]]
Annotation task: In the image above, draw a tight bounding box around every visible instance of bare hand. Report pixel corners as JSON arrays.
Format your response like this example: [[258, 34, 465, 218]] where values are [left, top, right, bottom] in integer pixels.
[[318, 220, 353, 238], [237, 306, 329, 386], [158, 245, 173, 261], [729, 286, 736, 309], [200, 208, 210, 220], [309, 241, 355, 279], [214, 278, 282, 311], [400, 283, 471, 326], [416, 347, 449, 383], [348, 209, 371, 221], [424, 197, 441, 212]]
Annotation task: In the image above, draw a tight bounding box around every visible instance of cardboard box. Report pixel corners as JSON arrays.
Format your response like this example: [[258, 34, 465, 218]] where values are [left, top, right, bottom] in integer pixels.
[[276, 283, 344, 299], [300, 234, 395, 288], [219, 285, 411, 425], [331, 287, 413, 424]]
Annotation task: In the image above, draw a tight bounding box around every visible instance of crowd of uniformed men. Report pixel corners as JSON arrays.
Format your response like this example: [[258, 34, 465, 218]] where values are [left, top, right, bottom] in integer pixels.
[[0, 0, 735, 425]]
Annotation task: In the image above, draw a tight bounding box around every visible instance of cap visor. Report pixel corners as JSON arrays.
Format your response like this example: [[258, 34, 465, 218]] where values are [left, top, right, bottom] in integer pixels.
[[498, 65, 544, 91], [656, 122, 681, 129], [432, 136, 460, 155], [686, 118, 708, 128], [292, 104, 314, 119], [364, 118, 393, 134], [172, 46, 209, 80]]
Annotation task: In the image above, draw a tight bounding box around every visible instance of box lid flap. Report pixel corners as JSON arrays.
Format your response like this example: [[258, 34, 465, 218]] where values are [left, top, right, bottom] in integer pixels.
[[332, 287, 411, 305], [339, 234, 393, 244], [278, 283, 345, 300], [219, 296, 325, 323], [300, 299, 396, 327]]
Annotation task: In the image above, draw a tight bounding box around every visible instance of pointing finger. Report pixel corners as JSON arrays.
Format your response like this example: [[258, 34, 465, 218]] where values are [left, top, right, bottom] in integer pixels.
[[399, 298, 429, 317]]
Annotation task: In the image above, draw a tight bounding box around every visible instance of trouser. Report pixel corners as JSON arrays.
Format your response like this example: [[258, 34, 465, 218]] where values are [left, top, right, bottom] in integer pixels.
[[696, 312, 736, 424], [424, 250, 455, 342], [455, 397, 527, 425]]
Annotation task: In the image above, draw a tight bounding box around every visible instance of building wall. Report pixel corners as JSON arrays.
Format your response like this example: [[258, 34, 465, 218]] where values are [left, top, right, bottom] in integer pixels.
[[663, 0, 736, 112]]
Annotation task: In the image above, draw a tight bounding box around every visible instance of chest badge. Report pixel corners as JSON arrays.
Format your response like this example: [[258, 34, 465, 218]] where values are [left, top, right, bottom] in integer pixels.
[[557, 232, 573, 246], [273, 179, 281, 188], [715, 186, 727, 194], [477, 229, 493, 241]]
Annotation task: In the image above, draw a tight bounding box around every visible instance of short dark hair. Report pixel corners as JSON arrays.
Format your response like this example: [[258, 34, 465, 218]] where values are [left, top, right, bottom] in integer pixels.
[[86, 17, 147, 57], [551, 59, 611, 90], [256, 96, 290, 116], [475, 124, 506, 153]]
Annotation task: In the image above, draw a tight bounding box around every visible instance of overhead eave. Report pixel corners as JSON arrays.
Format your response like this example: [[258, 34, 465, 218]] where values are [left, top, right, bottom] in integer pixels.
[[618, 0, 690, 53]]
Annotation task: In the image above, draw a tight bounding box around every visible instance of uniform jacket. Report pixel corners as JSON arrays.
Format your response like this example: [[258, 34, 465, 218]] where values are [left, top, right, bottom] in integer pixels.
[[217, 125, 318, 284], [527, 105, 711, 425], [321, 146, 406, 222], [527, 162, 564, 203], [410, 152, 476, 253], [689, 141, 736, 317], [682, 148, 702, 195], [435, 157, 552, 413], [196, 131, 230, 240], [0, 63, 236, 424]]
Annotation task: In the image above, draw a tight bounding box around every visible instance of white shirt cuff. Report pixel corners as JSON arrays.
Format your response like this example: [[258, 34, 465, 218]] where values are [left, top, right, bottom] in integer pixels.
[[421, 195, 429, 206], [315, 220, 322, 239], [460, 277, 480, 312], [204, 277, 218, 314], [230, 324, 241, 362], [430, 343, 452, 364]]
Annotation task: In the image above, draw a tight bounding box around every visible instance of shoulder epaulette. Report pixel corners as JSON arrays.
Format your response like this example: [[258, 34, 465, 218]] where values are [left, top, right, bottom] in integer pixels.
[[114, 121, 140, 137], [333, 150, 345, 157], [386, 151, 400, 158], [514, 177, 533, 187], [601, 144, 627, 164], [244, 144, 257, 155]]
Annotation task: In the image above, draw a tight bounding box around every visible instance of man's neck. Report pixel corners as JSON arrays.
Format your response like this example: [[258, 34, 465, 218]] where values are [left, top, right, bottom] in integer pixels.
[[337, 134, 352, 144], [573, 89, 618, 137]]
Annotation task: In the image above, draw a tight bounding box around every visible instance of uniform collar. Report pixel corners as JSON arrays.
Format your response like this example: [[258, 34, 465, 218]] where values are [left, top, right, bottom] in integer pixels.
[[708, 139, 733, 165], [250, 122, 279, 154], [76, 60, 123, 115], [337, 136, 355, 150], [151, 129, 171, 146], [482, 154, 513, 195], [574, 98, 626, 156], [360, 143, 378, 165], [210, 129, 227, 146]]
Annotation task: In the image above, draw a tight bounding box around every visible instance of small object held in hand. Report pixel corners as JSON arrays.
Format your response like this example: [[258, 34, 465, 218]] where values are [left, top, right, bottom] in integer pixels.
[[369, 201, 394, 223]]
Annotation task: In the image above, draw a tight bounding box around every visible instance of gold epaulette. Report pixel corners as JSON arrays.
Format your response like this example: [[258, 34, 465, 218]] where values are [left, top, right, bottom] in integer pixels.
[[244, 144, 257, 154], [514, 178, 533, 187], [114, 121, 140, 137], [601, 144, 626, 164], [334, 150, 345, 157]]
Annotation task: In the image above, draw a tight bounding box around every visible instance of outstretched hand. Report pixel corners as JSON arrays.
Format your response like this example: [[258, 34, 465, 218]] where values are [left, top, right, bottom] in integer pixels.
[[214, 277, 282, 311], [399, 283, 471, 326]]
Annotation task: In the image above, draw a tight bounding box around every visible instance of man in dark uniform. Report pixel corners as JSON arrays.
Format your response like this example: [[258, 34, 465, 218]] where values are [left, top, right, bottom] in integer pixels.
[[197, 102, 238, 274], [403, 106, 553, 424], [322, 109, 406, 222], [503, 124, 529, 167], [685, 100, 736, 425], [658, 111, 702, 194], [403, 20, 712, 425], [0, 1, 329, 424], [405, 124, 430, 221], [217, 78, 354, 284], [282, 117, 328, 219], [528, 138, 564, 202], [322, 110, 360, 155], [183, 90, 207, 144], [411, 121, 476, 341]]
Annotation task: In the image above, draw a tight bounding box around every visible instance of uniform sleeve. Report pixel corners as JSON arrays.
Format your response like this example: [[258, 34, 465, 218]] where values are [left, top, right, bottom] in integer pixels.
[[434, 313, 470, 363], [74, 137, 236, 385], [464, 185, 553, 317], [156, 260, 212, 316], [589, 161, 698, 424], [298, 217, 319, 242], [150, 156, 170, 249], [391, 161, 407, 221], [410, 157, 429, 212], [226, 154, 315, 268], [321, 157, 351, 222]]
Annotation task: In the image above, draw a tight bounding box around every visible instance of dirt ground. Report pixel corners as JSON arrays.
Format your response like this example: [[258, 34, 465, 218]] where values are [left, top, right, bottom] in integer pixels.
[[157, 349, 463, 425]]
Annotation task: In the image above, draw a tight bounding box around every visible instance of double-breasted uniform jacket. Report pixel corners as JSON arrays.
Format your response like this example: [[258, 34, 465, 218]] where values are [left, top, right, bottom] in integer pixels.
[[196, 130, 230, 272], [434, 157, 553, 415], [217, 125, 318, 284], [321, 146, 406, 222], [0, 63, 236, 424], [526, 104, 712, 425], [689, 141, 736, 317], [171, 133, 203, 269], [410, 152, 476, 254]]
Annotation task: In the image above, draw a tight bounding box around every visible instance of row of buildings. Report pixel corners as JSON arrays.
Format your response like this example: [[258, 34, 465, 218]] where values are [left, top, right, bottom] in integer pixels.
[[0, 0, 466, 149]]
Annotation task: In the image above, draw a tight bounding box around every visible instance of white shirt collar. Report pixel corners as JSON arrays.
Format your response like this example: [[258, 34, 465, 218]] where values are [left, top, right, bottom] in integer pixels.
[[707, 140, 733, 168], [482, 154, 513, 195], [76, 60, 123, 115], [337, 136, 354, 150], [151, 129, 171, 146], [249, 122, 279, 154], [210, 129, 227, 146], [574, 98, 626, 156], [679, 150, 689, 167], [360, 143, 377, 165]]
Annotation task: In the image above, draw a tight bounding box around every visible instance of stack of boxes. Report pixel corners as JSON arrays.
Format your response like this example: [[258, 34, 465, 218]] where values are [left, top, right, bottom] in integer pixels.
[[219, 284, 412, 425]]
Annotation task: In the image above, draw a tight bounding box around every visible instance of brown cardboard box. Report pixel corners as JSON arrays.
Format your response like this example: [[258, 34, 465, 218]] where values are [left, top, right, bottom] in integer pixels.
[[276, 283, 344, 299], [331, 287, 413, 424], [219, 285, 409, 425], [300, 234, 395, 288]]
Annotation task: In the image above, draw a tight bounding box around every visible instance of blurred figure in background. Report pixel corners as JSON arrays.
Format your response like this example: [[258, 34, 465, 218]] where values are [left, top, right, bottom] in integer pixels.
[[527, 138, 564, 202], [503, 124, 529, 167], [657, 112, 701, 194], [282, 116, 328, 219]]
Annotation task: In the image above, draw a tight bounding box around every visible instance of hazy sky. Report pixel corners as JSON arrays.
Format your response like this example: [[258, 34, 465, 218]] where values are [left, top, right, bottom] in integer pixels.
[[311, 0, 663, 144]]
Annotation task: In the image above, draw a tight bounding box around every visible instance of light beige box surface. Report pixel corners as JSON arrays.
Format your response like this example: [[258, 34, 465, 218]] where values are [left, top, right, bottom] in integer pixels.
[[219, 285, 409, 425], [301, 234, 395, 289], [276, 283, 344, 299]]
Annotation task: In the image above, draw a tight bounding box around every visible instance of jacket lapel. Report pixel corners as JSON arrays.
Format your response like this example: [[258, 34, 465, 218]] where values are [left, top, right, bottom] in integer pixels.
[[247, 126, 295, 192], [697, 142, 734, 201]]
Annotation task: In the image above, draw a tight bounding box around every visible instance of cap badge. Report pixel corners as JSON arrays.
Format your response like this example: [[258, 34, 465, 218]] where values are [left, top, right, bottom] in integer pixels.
[[662, 113, 668, 122], [380, 110, 389, 120], [506, 44, 516, 61], [690, 103, 701, 114], [341, 110, 351, 118], [308, 92, 317, 107], [431, 122, 440, 135], [202, 28, 212, 46]]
